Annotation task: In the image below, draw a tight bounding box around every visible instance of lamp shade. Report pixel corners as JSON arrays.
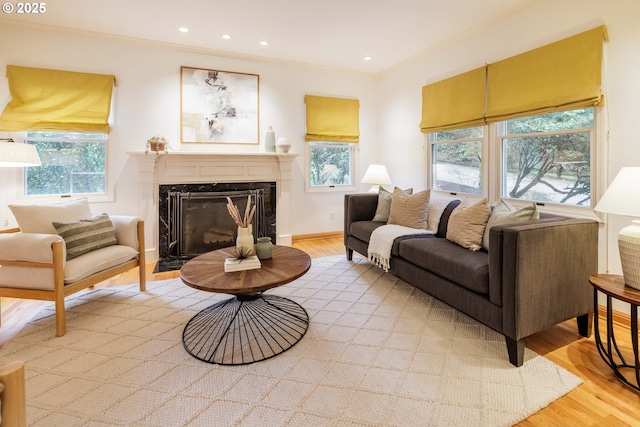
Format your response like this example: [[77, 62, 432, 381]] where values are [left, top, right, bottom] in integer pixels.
[[0, 141, 42, 167], [362, 164, 392, 185]]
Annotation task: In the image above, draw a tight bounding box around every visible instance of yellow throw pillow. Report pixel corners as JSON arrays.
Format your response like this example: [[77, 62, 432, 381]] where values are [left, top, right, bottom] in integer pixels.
[[446, 198, 491, 251], [388, 187, 431, 229]]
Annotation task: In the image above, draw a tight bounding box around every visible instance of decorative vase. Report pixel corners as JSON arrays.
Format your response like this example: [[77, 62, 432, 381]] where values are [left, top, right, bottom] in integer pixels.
[[236, 225, 255, 256], [276, 137, 291, 153], [618, 219, 640, 290], [255, 236, 273, 260], [265, 126, 276, 153]]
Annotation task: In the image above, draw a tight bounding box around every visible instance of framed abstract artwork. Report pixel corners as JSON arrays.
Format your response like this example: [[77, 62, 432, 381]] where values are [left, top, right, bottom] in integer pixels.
[[180, 66, 259, 144]]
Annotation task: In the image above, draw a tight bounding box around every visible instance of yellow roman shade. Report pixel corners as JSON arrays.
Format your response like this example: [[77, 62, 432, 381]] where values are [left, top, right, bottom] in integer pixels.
[[485, 25, 608, 122], [0, 65, 115, 133], [419, 66, 487, 133], [305, 95, 359, 142]]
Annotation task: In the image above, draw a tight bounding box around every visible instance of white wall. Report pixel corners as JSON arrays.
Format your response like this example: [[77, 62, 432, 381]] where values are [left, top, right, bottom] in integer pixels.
[[377, 0, 640, 280], [0, 23, 378, 238]]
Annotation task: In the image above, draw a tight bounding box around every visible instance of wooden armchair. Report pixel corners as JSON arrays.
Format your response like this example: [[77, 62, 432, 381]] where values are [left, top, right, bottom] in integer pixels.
[[0, 198, 146, 336]]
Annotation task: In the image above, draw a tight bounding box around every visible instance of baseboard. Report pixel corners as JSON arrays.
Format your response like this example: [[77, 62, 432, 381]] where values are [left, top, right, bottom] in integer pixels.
[[292, 231, 343, 243]]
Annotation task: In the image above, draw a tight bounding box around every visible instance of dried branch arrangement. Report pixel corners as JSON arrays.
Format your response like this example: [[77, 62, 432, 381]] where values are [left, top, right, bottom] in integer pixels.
[[226, 196, 256, 228]]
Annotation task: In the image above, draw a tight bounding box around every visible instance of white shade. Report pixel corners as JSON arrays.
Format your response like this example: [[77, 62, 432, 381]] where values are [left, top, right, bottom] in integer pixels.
[[361, 164, 392, 185], [0, 142, 42, 167], [594, 167, 640, 217]]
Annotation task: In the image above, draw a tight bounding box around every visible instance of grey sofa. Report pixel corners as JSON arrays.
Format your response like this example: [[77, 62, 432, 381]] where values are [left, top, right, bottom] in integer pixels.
[[344, 193, 598, 367]]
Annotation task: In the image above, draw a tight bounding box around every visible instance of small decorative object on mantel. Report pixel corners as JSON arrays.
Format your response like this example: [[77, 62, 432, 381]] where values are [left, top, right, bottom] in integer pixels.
[[226, 196, 256, 256], [145, 136, 169, 170], [276, 137, 291, 153], [265, 125, 276, 152], [255, 236, 273, 259]]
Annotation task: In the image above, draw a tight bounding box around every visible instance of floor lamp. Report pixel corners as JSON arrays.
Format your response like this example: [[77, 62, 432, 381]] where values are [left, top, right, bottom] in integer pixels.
[[0, 138, 42, 167], [594, 167, 640, 290]]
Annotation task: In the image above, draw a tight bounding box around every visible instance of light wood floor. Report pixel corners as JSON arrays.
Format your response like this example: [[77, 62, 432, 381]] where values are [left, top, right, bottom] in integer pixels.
[[1, 236, 638, 425]]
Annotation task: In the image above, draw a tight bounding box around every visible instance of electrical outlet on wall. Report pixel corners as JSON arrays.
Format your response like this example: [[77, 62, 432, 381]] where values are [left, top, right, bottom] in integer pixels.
[[330, 211, 335, 220]]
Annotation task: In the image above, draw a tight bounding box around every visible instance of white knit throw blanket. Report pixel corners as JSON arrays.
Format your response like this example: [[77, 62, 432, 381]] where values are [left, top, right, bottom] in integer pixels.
[[368, 224, 431, 272]]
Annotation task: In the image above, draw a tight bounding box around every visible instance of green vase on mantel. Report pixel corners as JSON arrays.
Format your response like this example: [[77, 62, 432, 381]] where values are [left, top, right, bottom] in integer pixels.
[[265, 126, 276, 152]]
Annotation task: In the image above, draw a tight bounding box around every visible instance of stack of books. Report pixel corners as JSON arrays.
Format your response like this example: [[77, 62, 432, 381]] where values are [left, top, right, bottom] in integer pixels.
[[224, 256, 261, 272]]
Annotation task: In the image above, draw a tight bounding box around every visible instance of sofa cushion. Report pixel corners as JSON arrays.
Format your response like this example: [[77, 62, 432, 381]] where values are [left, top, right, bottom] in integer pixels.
[[427, 195, 460, 233], [446, 198, 491, 251], [397, 237, 490, 294], [10, 197, 92, 234], [53, 213, 118, 260], [388, 188, 431, 229], [372, 187, 412, 222], [350, 221, 385, 243], [482, 199, 539, 250]]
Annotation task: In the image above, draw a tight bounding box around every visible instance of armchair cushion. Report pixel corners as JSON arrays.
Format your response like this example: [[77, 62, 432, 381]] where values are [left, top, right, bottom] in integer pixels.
[[9, 197, 91, 234], [64, 245, 138, 284], [0, 232, 63, 263], [52, 213, 117, 260]]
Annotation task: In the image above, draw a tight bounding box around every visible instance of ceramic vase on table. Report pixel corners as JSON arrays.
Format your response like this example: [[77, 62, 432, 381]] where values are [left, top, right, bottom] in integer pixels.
[[236, 225, 255, 256], [255, 236, 273, 260]]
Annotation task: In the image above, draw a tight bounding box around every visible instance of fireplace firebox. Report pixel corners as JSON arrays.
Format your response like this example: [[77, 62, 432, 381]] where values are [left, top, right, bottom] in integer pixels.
[[156, 182, 276, 272]]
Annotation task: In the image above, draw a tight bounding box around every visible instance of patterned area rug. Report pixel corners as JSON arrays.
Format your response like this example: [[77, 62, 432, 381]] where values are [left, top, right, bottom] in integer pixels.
[[0, 255, 581, 426]]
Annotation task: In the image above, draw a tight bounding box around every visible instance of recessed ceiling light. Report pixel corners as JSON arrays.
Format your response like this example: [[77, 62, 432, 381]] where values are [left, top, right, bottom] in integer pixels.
[[178, 27, 189, 33], [364, 56, 372, 61], [222, 34, 231, 40], [259, 40, 269, 46]]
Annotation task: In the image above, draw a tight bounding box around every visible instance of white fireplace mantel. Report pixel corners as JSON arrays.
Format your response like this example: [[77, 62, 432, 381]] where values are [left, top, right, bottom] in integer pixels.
[[129, 151, 299, 261]]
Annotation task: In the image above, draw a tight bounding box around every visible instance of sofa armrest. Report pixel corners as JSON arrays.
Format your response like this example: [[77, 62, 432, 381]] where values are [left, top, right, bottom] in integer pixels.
[[0, 231, 63, 264], [344, 193, 379, 245], [109, 215, 142, 250], [491, 218, 598, 340]]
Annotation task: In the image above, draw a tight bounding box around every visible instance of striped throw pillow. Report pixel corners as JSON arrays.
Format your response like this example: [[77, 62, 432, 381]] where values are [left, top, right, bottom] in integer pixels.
[[52, 213, 118, 260]]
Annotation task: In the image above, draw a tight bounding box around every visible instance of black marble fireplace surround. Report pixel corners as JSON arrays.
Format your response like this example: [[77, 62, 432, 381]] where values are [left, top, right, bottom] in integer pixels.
[[156, 182, 276, 272]]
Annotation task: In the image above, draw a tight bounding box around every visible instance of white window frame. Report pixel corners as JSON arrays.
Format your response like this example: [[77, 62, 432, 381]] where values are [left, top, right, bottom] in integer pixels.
[[304, 141, 358, 193], [426, 107, 606, 220], [10, 131, 115, 204]]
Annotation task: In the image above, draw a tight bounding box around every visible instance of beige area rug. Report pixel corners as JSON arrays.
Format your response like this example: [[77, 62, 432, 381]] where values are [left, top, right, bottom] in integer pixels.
[[0, 255, 581, 426]]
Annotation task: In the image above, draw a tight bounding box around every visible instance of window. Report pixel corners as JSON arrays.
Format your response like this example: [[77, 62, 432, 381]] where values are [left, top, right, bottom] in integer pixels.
[[499, 109, 594, 206], [427, 107, 597, 211], [429, 126, 483, 195], [24, 131, 108, 196], [306, 141, 356, 192]]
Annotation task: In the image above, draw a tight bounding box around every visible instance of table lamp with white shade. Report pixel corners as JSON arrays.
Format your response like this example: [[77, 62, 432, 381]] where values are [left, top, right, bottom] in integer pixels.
[[0, 138, 41, 167], [361, 164, 392, 193], [594, 167, 640, 290]]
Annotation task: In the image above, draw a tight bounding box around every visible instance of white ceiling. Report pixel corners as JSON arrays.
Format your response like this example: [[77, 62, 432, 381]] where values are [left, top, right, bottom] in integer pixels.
[[1, 0, 536, 73]]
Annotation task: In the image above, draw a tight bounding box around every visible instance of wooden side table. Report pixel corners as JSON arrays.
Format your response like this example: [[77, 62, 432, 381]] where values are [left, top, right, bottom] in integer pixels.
[[589, 274, 640, 392]]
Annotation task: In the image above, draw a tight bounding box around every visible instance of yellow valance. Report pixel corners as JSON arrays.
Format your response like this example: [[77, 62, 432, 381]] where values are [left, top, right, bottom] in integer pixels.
[[305, 95, 359, 142], [485, 25, 608, 122], [419, 67, 487, 133], [0, 65, 115, 133], [420, 25, 608, 133]]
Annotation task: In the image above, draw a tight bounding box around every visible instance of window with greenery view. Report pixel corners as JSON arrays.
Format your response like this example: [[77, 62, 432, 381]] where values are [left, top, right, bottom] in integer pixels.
[[308, 141, 355, 189], [429, 127, 483, 195], [500, 108, 593, 206], [25, 132, 107, 196]]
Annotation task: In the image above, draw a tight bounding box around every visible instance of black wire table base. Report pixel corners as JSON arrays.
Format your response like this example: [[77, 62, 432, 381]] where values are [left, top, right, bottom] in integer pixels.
[[182, 293, 309, 365]]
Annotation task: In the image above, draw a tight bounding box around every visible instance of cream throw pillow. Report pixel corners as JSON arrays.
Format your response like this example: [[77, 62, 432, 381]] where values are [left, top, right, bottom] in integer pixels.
[[446, 198, 491, 251], [427, 195, 460, 233], [372, 187, 413, 222], [482, 199, 539, 250], [9, 197, 92, 234], [388, 187, 431, 229]]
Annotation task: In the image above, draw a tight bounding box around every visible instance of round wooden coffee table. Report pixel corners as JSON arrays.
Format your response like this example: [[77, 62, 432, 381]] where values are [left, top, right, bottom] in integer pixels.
[[180, 245, 311, 365]]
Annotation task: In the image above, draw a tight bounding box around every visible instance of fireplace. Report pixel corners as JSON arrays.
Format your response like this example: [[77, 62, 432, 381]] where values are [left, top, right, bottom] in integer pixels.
[[156, 182, 276, 272]]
